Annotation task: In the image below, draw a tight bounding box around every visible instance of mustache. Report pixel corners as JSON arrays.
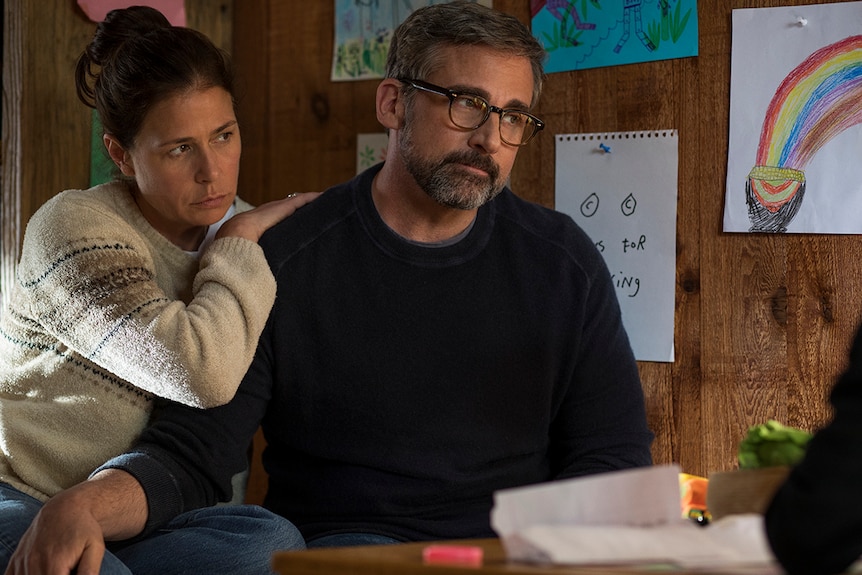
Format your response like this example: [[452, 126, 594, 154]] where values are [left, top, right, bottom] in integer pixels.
[[442, 151, 499, 180]]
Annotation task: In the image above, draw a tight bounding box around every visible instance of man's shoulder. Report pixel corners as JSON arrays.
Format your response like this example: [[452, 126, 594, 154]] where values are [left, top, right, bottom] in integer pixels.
[[258, 179, 359, 263], [490, 190, 608, 281], [494, 189, 594, 249]]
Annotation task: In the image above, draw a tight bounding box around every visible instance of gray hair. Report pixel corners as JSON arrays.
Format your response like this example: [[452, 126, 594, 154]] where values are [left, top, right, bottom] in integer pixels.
[[385, 1, 546, 106]]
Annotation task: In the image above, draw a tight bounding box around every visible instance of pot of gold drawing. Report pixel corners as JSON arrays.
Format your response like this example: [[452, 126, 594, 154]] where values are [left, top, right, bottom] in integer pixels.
[[745, 165, 806, 234]]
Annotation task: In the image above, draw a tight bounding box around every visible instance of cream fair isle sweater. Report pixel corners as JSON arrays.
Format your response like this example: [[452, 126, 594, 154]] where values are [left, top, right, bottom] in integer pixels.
[[0, 182, 276, 500]]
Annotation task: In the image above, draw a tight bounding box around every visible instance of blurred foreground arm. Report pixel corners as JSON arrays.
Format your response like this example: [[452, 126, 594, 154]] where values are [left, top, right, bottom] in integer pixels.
[[765, 325, 862, 575]]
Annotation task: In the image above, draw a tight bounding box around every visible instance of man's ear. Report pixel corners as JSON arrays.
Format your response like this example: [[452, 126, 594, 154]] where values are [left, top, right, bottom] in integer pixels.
[[376, 78, 405, 131], [103, 135, 135, 176]]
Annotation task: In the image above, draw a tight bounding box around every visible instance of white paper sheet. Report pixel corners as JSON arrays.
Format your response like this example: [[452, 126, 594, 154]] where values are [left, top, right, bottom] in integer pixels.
[[356, 133, 388, 174], [492, 465, 683, 535], [331, 0, 492, 81], [554, 131, 678, 362], [724, 2, 862, 233], [504, 517, 777, 570], [491, 465, 781, 571]]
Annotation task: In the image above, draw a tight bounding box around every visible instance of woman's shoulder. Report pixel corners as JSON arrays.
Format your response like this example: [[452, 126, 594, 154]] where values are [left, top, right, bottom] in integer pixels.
[[23, 182, 142, 251], [36, 182, 133, 219]]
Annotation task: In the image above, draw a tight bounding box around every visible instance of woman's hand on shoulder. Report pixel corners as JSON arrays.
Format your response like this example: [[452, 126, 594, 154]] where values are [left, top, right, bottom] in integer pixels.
[[216, 192, 321, 243]]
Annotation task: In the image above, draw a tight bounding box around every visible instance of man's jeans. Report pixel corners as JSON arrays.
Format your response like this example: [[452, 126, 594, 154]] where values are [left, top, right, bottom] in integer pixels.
[[0, 483, 305, 574]]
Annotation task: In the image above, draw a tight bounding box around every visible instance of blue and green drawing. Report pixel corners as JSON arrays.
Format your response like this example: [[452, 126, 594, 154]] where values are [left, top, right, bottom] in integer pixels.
[[530, 0, 698, 73]]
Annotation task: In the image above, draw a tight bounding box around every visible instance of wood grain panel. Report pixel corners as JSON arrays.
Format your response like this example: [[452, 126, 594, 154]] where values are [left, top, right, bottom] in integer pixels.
[[2, 1, 93, 307]]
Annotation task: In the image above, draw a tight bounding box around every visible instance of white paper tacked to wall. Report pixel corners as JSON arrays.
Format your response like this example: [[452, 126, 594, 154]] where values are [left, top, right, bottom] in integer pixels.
[[555, 131, 678, 363]]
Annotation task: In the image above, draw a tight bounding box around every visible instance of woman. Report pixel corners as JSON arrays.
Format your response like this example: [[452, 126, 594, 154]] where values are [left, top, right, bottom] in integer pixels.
[[0, 6, 311, 573]]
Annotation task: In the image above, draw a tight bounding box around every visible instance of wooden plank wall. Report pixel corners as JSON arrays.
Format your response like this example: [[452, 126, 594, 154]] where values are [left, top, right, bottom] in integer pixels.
[[231, 0, 862, 504]]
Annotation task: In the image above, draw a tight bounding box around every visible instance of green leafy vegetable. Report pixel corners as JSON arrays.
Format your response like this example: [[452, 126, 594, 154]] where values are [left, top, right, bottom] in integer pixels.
[[738, 420, 812, 469]]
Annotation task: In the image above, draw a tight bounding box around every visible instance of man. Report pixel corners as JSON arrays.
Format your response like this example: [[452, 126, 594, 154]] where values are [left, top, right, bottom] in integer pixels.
[[765, 322, 862, 575], [10, 1, 652, 570]]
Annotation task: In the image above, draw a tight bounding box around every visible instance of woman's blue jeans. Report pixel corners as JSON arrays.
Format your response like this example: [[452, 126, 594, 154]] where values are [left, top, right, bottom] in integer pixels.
[[0, 483, 305, 574]]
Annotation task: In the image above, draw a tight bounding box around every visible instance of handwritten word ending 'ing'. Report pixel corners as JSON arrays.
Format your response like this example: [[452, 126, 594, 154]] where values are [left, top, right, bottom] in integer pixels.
[[595, 234, 646, 298]]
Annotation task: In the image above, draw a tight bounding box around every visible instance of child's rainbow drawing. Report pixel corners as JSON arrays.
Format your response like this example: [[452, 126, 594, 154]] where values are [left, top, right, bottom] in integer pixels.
[[747, 35, 862, 232]]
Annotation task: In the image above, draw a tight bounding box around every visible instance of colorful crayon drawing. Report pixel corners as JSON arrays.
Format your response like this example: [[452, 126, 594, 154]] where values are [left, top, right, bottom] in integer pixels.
[[531, 0, 597, 49], [746, 36, 862, 233], [530, 0, 698, 73], [332, 0, 491, 81], [356, 133, 389, 174]]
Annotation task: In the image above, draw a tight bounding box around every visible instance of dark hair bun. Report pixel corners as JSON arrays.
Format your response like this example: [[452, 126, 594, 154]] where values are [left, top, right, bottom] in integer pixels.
[[86, 6, 172, 67], [74, 5, 234, 149]]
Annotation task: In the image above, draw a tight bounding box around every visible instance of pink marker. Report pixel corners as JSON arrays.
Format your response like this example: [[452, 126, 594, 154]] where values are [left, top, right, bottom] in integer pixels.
[[422, 544, 484, 567]]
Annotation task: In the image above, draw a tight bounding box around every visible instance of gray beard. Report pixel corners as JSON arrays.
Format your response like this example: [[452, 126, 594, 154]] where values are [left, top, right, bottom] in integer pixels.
[[398, 121, 504, 210]]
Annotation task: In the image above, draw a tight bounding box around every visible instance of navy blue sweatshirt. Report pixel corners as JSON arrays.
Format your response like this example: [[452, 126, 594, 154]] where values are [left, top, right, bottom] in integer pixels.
[[102, 164, 653, 542]]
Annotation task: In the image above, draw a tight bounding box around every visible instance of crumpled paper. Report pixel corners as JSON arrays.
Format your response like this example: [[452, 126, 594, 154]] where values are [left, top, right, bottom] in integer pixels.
[[491, 465, 779, 570], [500, 515, 776, 569]]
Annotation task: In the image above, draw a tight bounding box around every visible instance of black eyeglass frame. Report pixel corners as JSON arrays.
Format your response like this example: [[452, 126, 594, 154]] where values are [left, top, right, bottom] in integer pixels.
[[397, 78, 545, 146]]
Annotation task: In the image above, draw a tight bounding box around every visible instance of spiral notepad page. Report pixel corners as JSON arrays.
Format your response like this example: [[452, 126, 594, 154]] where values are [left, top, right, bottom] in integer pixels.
[[555, 131, 678, 363]]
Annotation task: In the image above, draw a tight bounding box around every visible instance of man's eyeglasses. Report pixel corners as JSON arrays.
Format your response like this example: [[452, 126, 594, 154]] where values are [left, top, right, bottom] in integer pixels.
[[398, 78, 545, 147]]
